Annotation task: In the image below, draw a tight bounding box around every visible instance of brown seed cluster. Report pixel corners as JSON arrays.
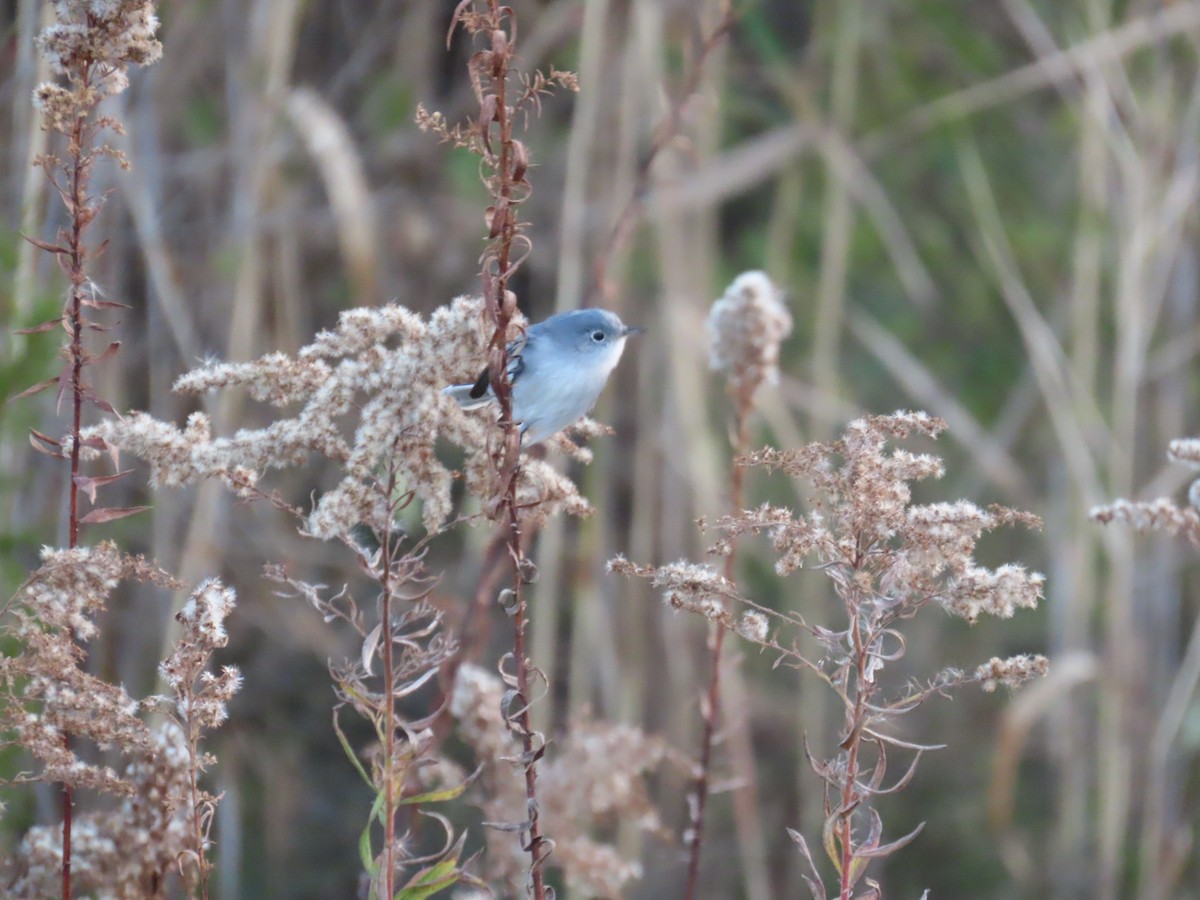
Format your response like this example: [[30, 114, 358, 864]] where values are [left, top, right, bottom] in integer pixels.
[[34, 0, 162, 131], [89, 297, 595, 537], [450, 664, 672, 896], [707, 270, 793, 403]]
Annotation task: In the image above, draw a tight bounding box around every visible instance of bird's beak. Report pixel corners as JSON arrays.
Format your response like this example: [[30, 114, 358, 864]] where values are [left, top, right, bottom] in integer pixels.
[[622, 325, 646, 337]]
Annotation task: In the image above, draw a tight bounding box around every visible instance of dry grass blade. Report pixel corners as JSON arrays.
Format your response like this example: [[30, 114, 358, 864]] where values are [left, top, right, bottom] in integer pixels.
[[286, 87, 380, 305], [850, 312, 1029, 503], [862, 2, 1200, 156], [957, 137, 1105, 503]]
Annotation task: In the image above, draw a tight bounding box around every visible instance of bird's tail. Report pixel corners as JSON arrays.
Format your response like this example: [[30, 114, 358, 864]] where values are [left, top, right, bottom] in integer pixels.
[[442, 383, 492, 410]]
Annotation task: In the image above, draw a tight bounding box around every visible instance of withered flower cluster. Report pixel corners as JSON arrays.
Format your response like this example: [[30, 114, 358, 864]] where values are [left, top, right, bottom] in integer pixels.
[[87, 296, 593, 538], [33, 0, 162, 129], [449, 665, 673, 897], [1092, 437, 1200, 545], [707, 269, 794, 404], [613, 412, 1047, 895], [1, 545, 240, 894]]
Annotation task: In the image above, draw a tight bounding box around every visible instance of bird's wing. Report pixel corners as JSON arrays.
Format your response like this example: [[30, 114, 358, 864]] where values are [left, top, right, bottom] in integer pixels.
[[466, 365, 491, 400], [466, 332, 528, 400]]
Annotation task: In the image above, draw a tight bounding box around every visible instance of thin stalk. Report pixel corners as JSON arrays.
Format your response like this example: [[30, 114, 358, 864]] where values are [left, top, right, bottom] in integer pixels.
[[61, 64, 97, 900], [188, 744, 209, 900], [474, 2, 547, 894], [838, 597, 868, 900], [810, 0, 862, 431], [587, 10, 733, 307], [683, 406, 750, 899], [505, 481, 547, 899], [380, 468, 399, 899]]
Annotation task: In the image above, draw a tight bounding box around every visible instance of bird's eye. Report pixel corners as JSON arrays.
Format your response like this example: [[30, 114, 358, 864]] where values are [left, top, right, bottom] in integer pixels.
[[591, 330, 605, 342]]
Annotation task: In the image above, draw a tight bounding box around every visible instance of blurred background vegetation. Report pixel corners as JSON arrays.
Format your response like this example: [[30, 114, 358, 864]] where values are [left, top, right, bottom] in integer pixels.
[[3, 0, 1200, 897]]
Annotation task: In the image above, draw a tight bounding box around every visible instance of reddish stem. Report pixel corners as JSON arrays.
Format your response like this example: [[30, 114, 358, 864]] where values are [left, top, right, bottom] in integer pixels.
[[683, 406, 749, 899], [461, 3, 549, 895], [380, 468, 400, 899], [587, 12, 734, 308], [505, 479, 547, 900], [838, 599, 868, 899], [60, 76, 97, 900]]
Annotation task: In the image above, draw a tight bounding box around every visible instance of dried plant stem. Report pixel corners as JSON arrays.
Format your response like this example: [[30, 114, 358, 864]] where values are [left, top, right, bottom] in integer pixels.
[[25, 5, 164, 891], [59, 76, 97, 900], [380, 469, 400, 900], [838, 594, 871, 900], [683, 408, 749, 899], [464, 0, 550, 893], [505, 484, 548, 899], [348, 454, 432, 897], [587, 9, 733, 307], [441, 523, 539, 716], [187, 746, 209, 900]]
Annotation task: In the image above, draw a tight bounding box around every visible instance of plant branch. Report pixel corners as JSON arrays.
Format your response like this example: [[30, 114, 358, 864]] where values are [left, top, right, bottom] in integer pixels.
[[380, 463, 399, 899], [60, 66, 98, 900], [587, 8, 735, 307], [684, 401, 750, 899], [448, 1, 551, 893]]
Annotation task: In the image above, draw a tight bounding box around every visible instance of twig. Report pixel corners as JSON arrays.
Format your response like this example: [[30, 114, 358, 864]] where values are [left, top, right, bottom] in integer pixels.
[[447, 1, 554, 893], [59, 60, 97, 900], [586, 8, 735, 308], [683, 406, 750, 898], [379, 462, 400, 899]]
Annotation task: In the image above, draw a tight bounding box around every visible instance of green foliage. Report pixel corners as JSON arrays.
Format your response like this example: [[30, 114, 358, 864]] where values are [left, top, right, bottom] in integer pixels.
[[361, 74, 417, 139], [181, 92, 225, 147]]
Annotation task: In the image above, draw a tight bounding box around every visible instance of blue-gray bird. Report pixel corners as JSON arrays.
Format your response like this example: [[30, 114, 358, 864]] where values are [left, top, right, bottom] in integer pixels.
[[443, 308, 643, 445]]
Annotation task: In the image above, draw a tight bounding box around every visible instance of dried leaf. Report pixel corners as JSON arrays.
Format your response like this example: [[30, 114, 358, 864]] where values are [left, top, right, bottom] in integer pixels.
[[73, 470, 132, 504], [823, 808, 841, 873], [391, 665, 439, 700], [874, 749, 924, 796], [446, 0, 474, 48], [854, 820, 925, 859], [786, 829, 828, 900], [82, 387, 116, 415], [55, 362, 71, 414], [79, 505, 150, 525], [863, 727, 946, 753], [81, 298, 132, 310], [511, 139, 528, 183], [8, 376, 60, 403], [14, 317, 64, 335], [481, 817, 532, 834], [29, 430, 64, 458], [84, 341, 121, 366], [30, 428, 61, 448], [397, 766, 480, 806], [361, 622, 382, 670], [866, 739, 888, 791], [861, 808, 884, 853], [21, 232, 68, 254]]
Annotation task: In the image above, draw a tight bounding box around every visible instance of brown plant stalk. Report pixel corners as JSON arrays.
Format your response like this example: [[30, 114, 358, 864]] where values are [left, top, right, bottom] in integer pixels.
[[61, 109, 85, 900], [369, 447, 451, 898], [218, 449, 466, 895], [465, 2, 548, 891], [684, 404, 750, 899], [22, 7, 162, 893], [588, 7, 734, 308], [685, 272, 792, 896], [379, 463, 402, 899], [613, 409, 1048, 897], [433, 1, 584, 893]]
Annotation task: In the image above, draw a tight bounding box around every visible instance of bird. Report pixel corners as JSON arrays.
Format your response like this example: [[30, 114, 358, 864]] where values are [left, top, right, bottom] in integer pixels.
[[443, 308, 643, 445]]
